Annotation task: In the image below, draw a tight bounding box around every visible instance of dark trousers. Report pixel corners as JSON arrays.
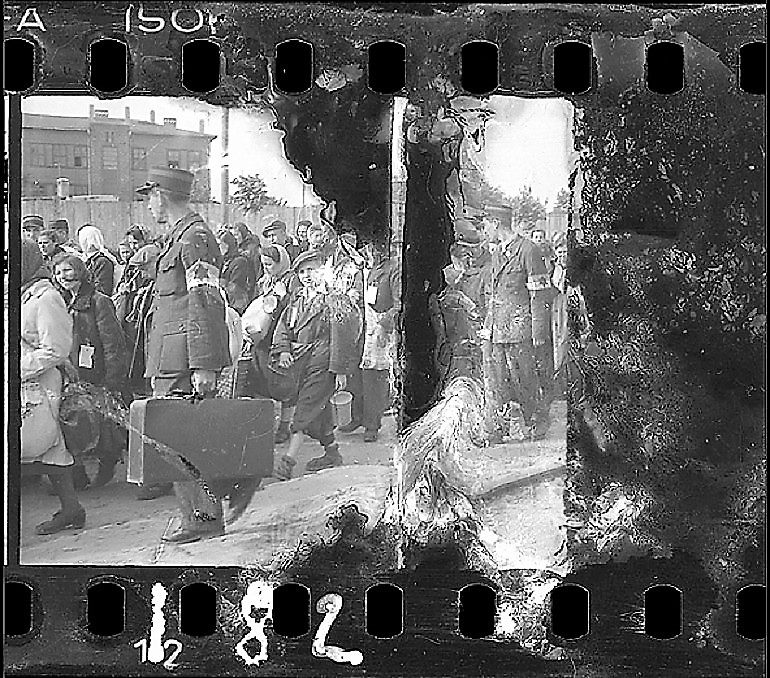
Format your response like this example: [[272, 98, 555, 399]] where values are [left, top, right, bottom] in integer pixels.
[[488, 340, 541, 427], [152, 374, 224, 529], [362, 369, 389, 433]]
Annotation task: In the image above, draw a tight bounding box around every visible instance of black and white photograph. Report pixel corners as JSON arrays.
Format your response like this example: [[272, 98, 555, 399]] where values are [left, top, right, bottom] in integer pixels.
[[399, 95, 574, 576], [16, 95, 401, 565], [4, 3, 765, 676]]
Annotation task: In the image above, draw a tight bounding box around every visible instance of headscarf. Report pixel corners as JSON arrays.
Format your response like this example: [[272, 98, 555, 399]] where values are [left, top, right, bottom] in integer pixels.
[[21, 238, 51, 292], [217, 229, 239, 259], [78, 225, 119, 268], [261, 244, 291, 279]]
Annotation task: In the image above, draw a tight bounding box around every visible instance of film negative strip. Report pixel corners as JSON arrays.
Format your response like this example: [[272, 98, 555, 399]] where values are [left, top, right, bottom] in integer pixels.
[[3, 3, 766, 676]]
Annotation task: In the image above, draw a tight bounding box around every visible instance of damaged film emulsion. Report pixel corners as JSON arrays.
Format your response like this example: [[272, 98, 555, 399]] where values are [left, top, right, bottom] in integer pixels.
[[4, 2, 766, 676]]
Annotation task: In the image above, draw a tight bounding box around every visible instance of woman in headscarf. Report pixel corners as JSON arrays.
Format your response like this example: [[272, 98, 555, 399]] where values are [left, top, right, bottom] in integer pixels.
[[216, 229, 253, 314], [242, 244, 295, 440], [78, 224, 119, 296], [53, 254, 130, 488], [20, 239, 86, 534]]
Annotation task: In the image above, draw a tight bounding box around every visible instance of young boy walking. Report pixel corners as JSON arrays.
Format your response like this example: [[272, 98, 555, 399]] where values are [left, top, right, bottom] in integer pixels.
[[271, 249, 362, 480]]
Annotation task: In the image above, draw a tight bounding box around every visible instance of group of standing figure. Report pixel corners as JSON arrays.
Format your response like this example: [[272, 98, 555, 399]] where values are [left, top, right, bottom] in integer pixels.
[[439, 215, 571, 444], [19, 166, 400, 545]]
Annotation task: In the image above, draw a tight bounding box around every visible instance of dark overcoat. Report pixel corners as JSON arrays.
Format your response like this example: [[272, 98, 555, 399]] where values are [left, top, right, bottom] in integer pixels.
[[61, 281, 128, 390], [144, 213, 231, 378]]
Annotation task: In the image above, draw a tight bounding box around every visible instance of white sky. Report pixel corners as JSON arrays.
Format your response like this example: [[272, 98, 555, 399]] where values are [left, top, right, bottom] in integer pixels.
[[23, 95, 320, 206], [23, 95, 574, 209], [473, 96, 575, 207]]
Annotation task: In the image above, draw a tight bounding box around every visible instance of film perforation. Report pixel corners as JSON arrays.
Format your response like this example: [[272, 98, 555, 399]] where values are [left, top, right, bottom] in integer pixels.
[[272, 583, 312, 638], [86, 580, 126, 637], [181, 39, 221, 95], [178, 581, 218, 637], [87, 37, 130, 95], [645, 40, 685, 94]]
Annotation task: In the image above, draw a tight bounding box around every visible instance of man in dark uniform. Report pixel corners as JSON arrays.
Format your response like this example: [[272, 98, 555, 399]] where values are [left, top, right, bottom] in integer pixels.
[[49, 218, 82, 256], [22, 214, 45, 241], [481, 217, 550, 443], [136, 167, 232, 543], [262, 220, 302, 262]]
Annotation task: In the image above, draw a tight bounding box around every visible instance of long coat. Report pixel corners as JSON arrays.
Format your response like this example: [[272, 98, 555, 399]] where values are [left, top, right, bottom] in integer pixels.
[[60, 280, 128, 390], [145, 213, 230, 378], [21, 278, 73, 466], [85, 252, 116, 296], [483, 237, 540, 345], [220, 253, 253, 314]]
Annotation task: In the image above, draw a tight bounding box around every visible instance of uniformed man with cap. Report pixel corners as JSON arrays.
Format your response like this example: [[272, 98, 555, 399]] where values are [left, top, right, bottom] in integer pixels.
[[136, 167, 232, 543], [262, 219, 301, 262], [22, 215, 45, 241], [48, 218, 82, 256]]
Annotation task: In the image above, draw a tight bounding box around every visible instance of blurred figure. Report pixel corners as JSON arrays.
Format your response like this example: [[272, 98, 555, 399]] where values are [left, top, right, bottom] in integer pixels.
[[262, 220, 301, 262], [22, 214, 45, 241], [216, 229, 253, 314], [228, 222, 262, 294], [295, 220, 312, 253], [125, 225, 149, 254], [551, 233, 569, 392], [358, 241, 400, 442], [242, 244, 294, 442], [117, 240, 134, 265], [78, 224, 119, 295], [53, 255, 130, 488], [36, 229, 64, 269], [49, 219, 82, 256], [20, 239, 85, 535]]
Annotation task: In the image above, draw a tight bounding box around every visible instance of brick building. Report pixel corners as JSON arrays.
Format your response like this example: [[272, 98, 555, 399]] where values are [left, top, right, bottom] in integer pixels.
[[22, 106, 215, 201]]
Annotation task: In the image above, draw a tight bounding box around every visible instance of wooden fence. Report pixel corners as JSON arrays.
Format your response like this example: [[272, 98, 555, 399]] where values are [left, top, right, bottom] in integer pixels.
[[21, 198, 321, 247]]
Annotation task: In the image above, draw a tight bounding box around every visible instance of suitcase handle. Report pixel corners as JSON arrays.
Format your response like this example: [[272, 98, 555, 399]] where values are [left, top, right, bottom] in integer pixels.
[[165, 390, 210, 403]]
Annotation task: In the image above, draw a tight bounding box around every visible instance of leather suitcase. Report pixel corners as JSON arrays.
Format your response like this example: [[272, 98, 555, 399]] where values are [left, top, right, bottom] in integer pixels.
[[127, 396, 275, 485]]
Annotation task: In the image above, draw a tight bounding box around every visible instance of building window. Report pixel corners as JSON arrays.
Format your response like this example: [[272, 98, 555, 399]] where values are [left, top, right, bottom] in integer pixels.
[[102, 146, 118, 170], [187, 150, 202, 169], [53, 144, 68, 168], [131, 147, 147, 171], [105, 131, 116, 144], [167, 150, 182, 169], [28, 143, 53, 167], [74, 146, 88, 168]]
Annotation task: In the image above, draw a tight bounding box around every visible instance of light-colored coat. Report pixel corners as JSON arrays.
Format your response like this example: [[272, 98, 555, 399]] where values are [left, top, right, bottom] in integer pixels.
[[21, 279, 73, 465]]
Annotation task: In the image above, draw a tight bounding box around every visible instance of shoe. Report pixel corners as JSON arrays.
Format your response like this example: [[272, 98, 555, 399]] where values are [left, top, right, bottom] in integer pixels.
[[274, 421, 291, 445], [273, 455, 297, 481], [137, 483, 173, 501], [305, 450, 343, 472], [35, 507, 86, 535], [363, 429, 378, 443], [162, 523, 224, 544], [90, 460, 118, 489], [337, 420, 363, 433]]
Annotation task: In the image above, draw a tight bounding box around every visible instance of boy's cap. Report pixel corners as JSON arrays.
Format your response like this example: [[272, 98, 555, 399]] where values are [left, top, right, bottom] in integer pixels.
[[292, 249, 324, 271], [136, 167, 194, 197]]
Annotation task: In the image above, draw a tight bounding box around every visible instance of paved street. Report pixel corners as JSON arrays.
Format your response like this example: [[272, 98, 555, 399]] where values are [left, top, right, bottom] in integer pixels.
[[19, 417, 397, 567]]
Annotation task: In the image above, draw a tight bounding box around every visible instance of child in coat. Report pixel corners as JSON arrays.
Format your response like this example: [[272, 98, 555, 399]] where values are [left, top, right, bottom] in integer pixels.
[[271, 249, 361, 480]]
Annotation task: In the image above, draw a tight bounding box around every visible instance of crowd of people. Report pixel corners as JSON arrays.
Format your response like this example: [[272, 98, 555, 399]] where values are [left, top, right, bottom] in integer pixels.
[[20, 167, 400, 543], [439, 215, 572, 445]]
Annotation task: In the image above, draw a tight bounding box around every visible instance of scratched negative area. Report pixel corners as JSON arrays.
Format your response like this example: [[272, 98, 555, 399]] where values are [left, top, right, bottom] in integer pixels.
[[17, 93, 401, 568], [397, 94, 575, 652]]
